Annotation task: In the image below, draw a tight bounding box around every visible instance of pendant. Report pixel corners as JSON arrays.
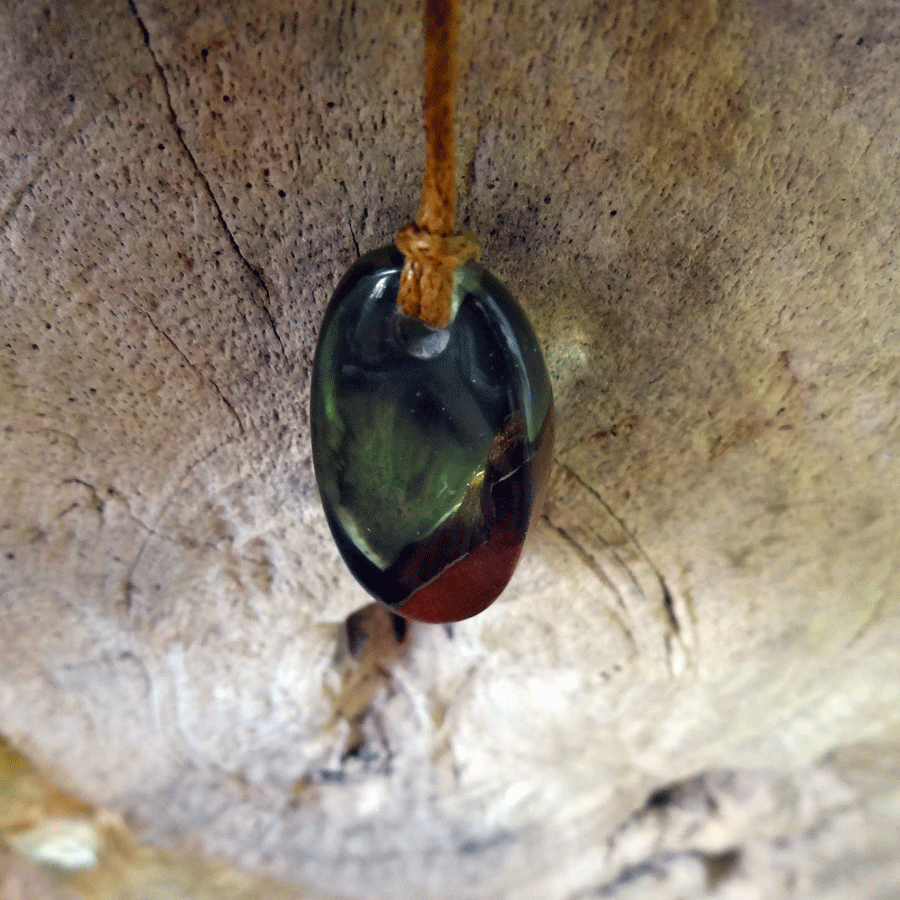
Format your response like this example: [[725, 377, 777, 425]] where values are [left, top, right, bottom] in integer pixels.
[[311, 245, 553, 623]]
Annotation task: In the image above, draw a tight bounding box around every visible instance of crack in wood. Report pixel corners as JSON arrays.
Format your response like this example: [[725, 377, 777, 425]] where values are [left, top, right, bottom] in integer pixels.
[[145, 313, 245, 433], [338, 179, 362, 259], [60, 477, 105, 515], [844, 592, 890, 651], [0, 103, 102, 236], [120, 436, 239, 617], [559, 463, 683, 635], [554, 462, 691, 673], [127, 0, 285, 356], [540, 514, 638, 654], [347, 216, 361, 259], [59, 478, 187, 552]]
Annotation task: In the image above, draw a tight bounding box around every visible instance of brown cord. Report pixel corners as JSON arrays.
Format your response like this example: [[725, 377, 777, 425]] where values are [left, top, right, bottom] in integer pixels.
[[396, 0, 480, 328]]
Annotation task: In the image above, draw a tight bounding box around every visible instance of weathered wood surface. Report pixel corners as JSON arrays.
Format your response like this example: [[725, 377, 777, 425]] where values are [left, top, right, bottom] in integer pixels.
[[1, 0, 899, 897]]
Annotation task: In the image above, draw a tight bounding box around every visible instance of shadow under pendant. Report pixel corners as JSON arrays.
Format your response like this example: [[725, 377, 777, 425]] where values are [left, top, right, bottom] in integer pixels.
[[311, 246, 554, 623]]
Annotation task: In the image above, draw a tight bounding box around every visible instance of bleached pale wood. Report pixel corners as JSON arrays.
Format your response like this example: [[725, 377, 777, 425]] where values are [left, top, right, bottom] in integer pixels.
[[1, 0, 899, 898]]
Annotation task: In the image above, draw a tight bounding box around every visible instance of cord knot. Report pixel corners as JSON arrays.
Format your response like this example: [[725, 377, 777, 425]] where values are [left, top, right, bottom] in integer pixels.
[[395, 223, 480, 328]]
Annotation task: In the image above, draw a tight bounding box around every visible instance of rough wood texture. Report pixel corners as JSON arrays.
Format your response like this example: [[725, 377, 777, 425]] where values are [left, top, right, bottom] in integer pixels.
[[2, 0, 899, 898]]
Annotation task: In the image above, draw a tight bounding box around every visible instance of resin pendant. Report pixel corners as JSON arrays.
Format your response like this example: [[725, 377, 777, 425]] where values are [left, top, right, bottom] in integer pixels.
[[311, 245, 553, 623]]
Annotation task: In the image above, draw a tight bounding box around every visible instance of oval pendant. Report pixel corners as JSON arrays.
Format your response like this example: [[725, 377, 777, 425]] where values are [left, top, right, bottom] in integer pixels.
[[311, 246, 553, 623]]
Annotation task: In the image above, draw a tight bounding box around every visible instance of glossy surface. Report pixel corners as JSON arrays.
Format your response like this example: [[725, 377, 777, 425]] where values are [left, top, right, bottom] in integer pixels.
[[311, 245, 553, 622]]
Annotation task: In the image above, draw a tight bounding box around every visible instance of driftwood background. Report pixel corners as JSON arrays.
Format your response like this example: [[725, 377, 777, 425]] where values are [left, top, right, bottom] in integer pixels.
[[2, 0, 899, 897]]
